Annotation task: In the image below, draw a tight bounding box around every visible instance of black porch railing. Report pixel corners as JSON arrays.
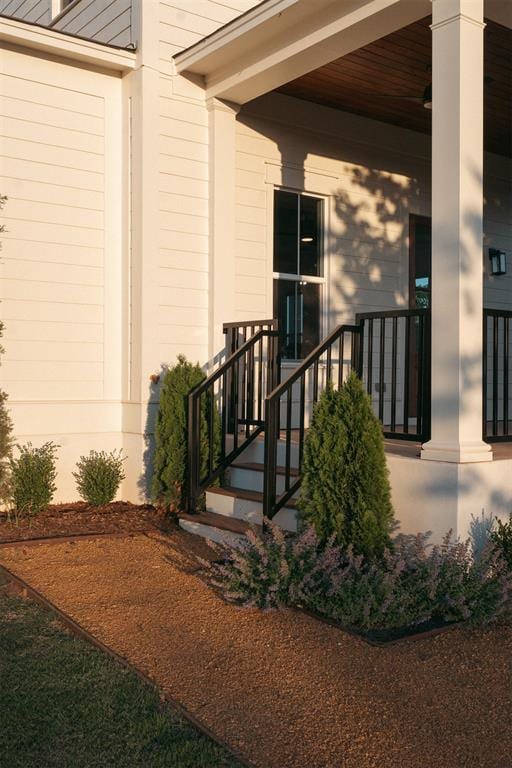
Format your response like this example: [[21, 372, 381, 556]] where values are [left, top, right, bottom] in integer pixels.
[[484, 309, 512, 442], [187, 322, 280, 513], [355, 309, 431, 443], [263, 323, 361, 519]]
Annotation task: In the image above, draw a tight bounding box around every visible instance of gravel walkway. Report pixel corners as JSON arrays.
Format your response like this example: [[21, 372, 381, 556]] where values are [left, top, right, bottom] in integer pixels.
[[1, 532, 511, 768]]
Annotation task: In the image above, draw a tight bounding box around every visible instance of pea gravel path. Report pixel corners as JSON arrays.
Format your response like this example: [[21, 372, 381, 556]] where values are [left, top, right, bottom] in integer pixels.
[[1, 532, 511, 768]]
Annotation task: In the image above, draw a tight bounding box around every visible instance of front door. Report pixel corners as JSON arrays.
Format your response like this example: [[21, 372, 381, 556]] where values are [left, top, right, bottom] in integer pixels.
[[408, 215, 431, 418]]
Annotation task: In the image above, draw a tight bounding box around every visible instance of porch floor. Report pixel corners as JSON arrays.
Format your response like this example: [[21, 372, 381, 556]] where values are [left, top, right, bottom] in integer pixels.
[[277, 431, 512, 461]]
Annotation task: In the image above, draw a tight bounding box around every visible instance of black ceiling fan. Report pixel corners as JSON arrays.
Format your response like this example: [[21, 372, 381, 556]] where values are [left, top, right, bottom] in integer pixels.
[[363, 74, 493, 110]]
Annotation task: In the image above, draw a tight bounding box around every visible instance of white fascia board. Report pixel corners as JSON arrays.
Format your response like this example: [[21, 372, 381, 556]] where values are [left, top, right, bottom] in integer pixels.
[[175, 0, 431, 104], [174, 0, 302, 74], [0, 16, 136, 72]]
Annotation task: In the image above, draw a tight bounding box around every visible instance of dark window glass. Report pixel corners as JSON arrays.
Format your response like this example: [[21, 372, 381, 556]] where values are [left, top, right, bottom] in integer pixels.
[[413, 220, 431, 309], [299, 194, 322, 276], [273, 191, 298, 274], [274, 279, 320, 360]]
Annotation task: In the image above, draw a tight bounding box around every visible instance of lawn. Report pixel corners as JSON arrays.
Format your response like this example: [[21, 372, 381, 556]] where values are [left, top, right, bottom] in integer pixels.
[[0, 588, 242, 768]]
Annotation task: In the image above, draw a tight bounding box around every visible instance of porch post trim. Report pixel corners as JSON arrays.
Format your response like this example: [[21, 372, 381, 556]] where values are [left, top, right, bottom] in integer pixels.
[[207, 97, 240, 363], [422, 0, 492, 464]]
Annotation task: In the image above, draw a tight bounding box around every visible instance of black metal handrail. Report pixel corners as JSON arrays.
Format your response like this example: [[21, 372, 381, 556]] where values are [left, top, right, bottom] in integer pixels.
[[262, 323, 361, 519], [484, 308, 512, 442], [187, 325, 280, 513], [224, 319, 278, 356], [355, 308, 431, 442]]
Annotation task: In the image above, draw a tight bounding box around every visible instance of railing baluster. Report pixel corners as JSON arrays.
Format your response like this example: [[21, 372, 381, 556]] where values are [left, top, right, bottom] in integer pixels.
[[313, 360, 319, 403], [257, 333, 263, 422], [367, 318, 373, 396], [504, 317, 509, 437], [403, 315, 410, 435], [208, 389, 214, 476], [483, 312, 488, 440], [391, 316, 397, 433], [493, 315, 499, 437], [221, 371, 227, 460], [326, 344, 332, 385], [338, 333, 344, 389], [298, 373, 306, 470], [285, 390, 292, 492], [416, 314, 424, 439], [378, 317, 385, 423]]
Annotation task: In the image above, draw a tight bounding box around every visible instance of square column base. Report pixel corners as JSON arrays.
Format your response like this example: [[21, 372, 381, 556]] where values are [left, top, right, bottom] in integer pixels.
[[387, 452, 509, 544], [421, 440, 493, 464]]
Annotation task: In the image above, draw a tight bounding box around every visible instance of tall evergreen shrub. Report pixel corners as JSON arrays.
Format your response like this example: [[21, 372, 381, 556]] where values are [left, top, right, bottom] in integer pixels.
[[299, 372, 394, 558], [151, 355, 219, 511]]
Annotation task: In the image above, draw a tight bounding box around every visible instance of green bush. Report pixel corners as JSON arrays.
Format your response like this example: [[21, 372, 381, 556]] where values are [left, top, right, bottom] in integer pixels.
[[151, 355, 220, 511], [9, 442, 58, 517], [299, 372, 394, 558], [73, 449, 126, 506], [491, 515, 512, 571]]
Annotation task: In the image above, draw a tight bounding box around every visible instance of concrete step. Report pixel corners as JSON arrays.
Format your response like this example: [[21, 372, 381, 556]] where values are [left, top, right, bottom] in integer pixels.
[[178, 509, 250, 547], [230, 460, 299, 495], [206, 485, 298, 533], [227, 433, 301, 468]]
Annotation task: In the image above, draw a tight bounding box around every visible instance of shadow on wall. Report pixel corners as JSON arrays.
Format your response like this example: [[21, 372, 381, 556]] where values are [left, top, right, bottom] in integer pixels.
[[139, 98, 508, 524]]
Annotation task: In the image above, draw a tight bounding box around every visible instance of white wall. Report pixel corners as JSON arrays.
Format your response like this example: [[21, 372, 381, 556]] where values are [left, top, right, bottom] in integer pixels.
[[234, 91, 512, 328], [0, 45, 125, 501]]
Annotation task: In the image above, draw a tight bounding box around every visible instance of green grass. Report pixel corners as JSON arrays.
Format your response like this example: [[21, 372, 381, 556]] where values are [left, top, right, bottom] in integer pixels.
[[0, 589, 242, 768]]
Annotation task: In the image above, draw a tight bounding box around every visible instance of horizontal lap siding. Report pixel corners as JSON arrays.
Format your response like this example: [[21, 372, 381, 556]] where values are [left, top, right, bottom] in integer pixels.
[[0, 55, 107, 402], [0, 0, 50, 23], [235, 95, 424, 325], [53, 0, 133, 47], [157, 0, 260, 365]]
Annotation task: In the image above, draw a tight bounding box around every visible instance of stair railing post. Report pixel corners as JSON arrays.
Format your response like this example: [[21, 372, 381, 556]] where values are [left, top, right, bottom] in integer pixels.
[[187, 390, 198, 514], [263, 396, 279, 520]]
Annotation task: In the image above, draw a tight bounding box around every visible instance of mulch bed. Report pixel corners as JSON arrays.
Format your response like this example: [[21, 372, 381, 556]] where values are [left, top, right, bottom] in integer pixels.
[[0, 502, 171, 544], [1, 531, 511, 768]]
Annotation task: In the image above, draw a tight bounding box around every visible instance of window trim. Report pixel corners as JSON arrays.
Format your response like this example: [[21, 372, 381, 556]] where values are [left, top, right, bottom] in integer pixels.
[[272, 188, 327, 362]]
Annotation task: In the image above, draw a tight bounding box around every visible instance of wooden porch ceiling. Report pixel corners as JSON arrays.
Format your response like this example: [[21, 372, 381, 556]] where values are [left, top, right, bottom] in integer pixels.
[[277, 16, 512, 158]]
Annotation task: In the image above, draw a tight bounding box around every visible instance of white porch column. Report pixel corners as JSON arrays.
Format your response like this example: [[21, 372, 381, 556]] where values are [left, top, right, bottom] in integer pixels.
[[422, 0, 492, 463], [207, 98, 240, 361]]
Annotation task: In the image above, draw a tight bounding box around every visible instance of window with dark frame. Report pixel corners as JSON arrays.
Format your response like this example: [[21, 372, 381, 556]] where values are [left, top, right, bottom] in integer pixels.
[[273, 190, 324, 360]]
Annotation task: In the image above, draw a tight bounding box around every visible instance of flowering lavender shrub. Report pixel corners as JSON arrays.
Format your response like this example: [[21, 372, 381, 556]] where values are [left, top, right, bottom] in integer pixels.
[[208, 522, 512, 630], [207, 523, 318, 609]]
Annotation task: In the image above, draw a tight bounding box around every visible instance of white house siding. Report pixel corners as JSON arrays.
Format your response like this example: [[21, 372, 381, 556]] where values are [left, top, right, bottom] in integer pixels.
[[233, 92, 512, 424], [0, 45, 125, 500], [156, 0, 260, 367], [0, 0, 51, 24], [52, 0, 133, 47], [235, 92, 512, 328]]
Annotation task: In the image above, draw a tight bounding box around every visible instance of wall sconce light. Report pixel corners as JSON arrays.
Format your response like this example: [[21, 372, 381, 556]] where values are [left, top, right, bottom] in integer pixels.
[[489, 248, 507, 276]]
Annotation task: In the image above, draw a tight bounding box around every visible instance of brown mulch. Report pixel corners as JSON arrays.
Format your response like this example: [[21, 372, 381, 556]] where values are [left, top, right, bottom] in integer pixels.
[[1, 532, 511, 768], [0, 502, 169, 544]]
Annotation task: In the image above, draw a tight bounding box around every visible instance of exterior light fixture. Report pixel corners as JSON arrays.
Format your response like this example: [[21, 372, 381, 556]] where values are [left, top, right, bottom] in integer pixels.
[[300, 236, 314, 243], [423, 83, 432, 110], [489, 248, 507, 276]]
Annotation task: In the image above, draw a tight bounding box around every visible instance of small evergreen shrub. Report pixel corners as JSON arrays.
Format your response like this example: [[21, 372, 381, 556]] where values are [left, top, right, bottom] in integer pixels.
[[208, 523, 512, 630], [151, 355, 220, 511], [9, 442, 58, 517], [491, 515, 512, 571], [73, 449, 126, 506], [299, 373, 394, 558]]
